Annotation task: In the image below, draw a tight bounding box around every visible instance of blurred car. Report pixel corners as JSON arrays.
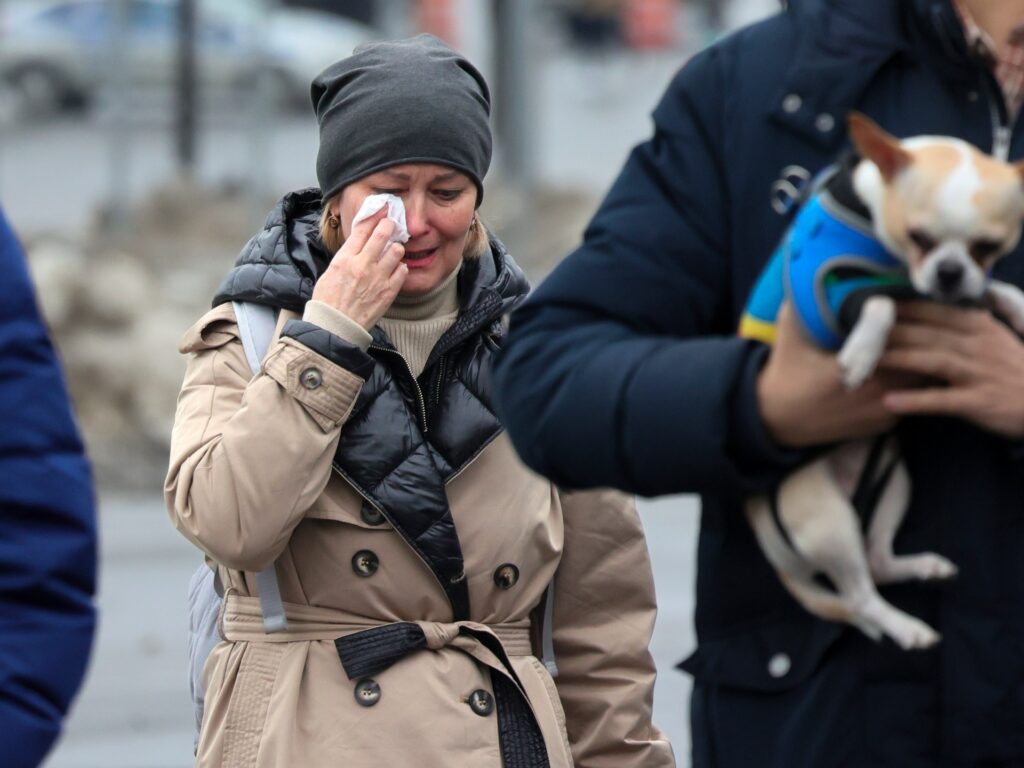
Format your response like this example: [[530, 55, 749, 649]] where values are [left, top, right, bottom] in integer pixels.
[[0, 0, 376, 117]]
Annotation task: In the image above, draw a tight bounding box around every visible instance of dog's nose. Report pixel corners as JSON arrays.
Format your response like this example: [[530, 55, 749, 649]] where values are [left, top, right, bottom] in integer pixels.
[[937, 261, 964, 292]]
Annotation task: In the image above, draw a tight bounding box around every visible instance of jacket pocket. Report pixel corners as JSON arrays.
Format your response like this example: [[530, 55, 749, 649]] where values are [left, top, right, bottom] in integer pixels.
[[219, 642, 286, 767], [678, 613, 844, 692], [528, 657, 574, 762]]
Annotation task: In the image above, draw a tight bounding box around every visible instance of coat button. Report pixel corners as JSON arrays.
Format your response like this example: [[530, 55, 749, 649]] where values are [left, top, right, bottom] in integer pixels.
[[300, 367, 323, 390], [767, 653, 791, 679], [782, 93, 802, 113], [360, 504, 385, 526], [493, 563, 520, 590], [814, 113, 835, 133], [352, 550, 379, 577], [354, 679, 381, 707], [468, 689, 494, 716]]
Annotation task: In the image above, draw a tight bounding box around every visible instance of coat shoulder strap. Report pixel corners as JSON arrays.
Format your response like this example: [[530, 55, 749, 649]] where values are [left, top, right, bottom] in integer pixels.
[[232, 300, 288, 633]]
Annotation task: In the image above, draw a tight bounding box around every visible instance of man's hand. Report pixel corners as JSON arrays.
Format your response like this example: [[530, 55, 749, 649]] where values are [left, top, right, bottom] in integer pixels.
[[879, 301, 1024, 438], [757, 303, 913, 447]]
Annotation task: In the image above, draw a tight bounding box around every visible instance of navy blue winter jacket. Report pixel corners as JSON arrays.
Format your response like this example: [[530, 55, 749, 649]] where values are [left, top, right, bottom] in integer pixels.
[[495, 1, 1024, 765], [0, 209, 96, 767]]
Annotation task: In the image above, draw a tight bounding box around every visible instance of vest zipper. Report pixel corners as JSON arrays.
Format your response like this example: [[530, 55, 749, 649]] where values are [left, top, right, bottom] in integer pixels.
[[431, 356, 447, 417], [369, 343, 429, 434]]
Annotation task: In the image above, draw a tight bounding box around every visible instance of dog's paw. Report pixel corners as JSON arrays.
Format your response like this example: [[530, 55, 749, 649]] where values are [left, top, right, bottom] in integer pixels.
[[870, 552, 958, 583], [888, 614, 941, 651], [874, 608, 941, 650], [857, 599, 941, 650], [911, 553, 958, 581], [986, 281, 1024, 336], [838, 342, 879, 389]]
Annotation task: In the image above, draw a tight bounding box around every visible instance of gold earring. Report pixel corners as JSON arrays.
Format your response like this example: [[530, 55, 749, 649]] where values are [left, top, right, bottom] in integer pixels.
[[327, 213, 340, 229]]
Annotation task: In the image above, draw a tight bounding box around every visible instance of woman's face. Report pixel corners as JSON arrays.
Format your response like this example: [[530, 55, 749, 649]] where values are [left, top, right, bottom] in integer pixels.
[[335, 163, 476, 296]]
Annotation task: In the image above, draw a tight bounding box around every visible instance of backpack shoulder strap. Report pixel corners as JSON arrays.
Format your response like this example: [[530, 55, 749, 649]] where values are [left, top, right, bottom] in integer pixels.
[[233, 301, 278, 375], [232, 300, 289, 634], [541, 578, 558, 677]]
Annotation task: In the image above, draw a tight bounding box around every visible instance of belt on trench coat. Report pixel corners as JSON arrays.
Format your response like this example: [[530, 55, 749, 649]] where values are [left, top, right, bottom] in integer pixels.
[[219, 592, 552, 768]]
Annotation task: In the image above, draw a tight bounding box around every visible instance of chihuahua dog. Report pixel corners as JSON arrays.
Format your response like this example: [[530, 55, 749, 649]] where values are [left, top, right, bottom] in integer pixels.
[[742, 113, 1024, 650]]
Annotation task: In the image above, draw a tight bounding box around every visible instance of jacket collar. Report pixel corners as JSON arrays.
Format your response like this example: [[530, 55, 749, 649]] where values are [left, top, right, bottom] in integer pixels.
[[769, 0, 973, 148]]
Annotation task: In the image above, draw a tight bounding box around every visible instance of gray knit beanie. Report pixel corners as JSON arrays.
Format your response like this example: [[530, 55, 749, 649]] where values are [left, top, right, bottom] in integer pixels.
[[311, 34, 492, 206]]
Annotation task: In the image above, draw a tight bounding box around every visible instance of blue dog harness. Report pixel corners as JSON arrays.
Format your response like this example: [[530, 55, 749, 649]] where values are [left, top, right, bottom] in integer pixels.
[[741, 178, 909, 350]]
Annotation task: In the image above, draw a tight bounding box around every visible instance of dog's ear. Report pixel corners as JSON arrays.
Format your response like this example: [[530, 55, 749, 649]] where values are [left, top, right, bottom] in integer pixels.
[[848, 112, 912, 182]]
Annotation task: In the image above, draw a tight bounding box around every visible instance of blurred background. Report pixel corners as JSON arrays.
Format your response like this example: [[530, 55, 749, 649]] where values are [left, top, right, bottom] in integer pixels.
[[0, 0, 778, 764]]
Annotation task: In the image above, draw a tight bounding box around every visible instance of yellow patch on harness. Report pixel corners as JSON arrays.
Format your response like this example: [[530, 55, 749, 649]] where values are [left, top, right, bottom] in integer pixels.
[[739, 314, 778, 345]]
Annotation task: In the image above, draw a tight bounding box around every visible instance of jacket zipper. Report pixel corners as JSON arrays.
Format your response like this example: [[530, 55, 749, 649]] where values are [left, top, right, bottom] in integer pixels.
[[982, 75, 1018, 161], [988, 98, 1014, 160], [369, 343, 429, 434]]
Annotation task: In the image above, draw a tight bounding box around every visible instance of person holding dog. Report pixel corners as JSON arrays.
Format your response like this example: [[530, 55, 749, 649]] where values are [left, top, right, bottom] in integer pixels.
[[165, 35, 673, 768], [494, 1, 1024, 765]]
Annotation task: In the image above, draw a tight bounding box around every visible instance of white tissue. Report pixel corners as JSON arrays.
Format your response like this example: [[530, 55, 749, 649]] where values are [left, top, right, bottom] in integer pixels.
[[352, 193, 410, 245]]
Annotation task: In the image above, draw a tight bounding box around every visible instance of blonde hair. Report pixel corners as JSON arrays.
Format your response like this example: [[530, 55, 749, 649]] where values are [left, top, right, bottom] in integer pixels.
[[319, 195, 489, 260]]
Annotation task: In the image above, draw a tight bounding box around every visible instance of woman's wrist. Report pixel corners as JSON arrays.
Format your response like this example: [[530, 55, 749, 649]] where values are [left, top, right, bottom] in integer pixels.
[[303, 300, 373, 351]]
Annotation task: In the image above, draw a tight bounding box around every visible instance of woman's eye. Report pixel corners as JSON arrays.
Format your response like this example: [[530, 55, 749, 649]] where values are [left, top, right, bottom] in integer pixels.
[[908, 229, 937, 253], [372, 188, 403, 196], [433, 189, 464, 201]]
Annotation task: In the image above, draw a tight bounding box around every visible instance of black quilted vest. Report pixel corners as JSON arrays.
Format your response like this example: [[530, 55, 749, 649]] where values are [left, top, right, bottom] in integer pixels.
[[214, 189, 531, 621]]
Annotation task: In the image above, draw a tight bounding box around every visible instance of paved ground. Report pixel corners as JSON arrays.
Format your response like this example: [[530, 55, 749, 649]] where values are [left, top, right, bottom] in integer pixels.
[[43, 493, 700, 767]]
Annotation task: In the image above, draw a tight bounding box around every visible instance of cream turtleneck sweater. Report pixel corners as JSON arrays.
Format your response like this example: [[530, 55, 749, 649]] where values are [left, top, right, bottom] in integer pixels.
[[303, 265, 461, 379]]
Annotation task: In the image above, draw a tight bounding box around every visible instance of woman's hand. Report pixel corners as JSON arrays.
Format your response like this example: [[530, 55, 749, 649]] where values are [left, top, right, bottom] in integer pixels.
[[879, 301, 1024, 438], [311, 209, 408, 330], [756, 303, 916, 447]]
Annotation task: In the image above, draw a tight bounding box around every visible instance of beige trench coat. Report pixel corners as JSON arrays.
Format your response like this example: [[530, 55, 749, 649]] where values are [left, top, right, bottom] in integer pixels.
[[166, 303, 675, 768]]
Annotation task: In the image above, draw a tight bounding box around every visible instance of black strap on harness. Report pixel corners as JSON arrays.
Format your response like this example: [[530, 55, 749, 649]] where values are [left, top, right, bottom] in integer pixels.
[[850, 433, 901, 524], [769, 433, 900, 548]]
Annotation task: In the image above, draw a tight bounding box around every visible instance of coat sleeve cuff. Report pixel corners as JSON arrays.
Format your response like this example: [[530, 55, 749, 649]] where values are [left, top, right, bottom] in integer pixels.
[[302, 301, 373, 351], [726, 343, 810, 488], [263, 334, 368, 430], [281, 319, 375, 379]]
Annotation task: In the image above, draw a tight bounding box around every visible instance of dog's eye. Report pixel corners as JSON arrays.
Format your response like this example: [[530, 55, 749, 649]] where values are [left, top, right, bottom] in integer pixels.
[[969, 238, 1002, 262], [908, 229, 937, 253]]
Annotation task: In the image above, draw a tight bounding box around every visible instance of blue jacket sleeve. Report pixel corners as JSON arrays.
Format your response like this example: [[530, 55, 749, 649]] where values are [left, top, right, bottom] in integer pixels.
[[0, 209, 97, 768], [494, 47, 804, 497]]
